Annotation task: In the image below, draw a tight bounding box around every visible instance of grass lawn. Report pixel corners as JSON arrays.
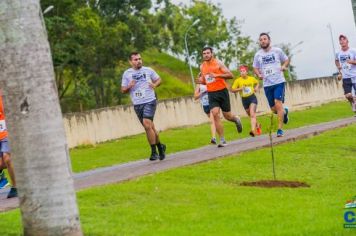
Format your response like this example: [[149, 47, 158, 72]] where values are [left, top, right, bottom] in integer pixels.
[[70, 101, 354, 173], [1, 123, 355, 235]]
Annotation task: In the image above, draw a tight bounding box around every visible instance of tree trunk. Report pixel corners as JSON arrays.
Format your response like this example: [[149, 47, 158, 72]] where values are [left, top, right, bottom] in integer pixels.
[[0, 1, 82, 235]]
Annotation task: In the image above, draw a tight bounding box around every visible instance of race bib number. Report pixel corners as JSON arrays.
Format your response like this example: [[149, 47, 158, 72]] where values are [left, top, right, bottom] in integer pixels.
[[263, 66, 277, 77], [342, 63, 351, 71], [205, 75, 215, 84], [0, 120, 7, 132], [134, 89, 145, 99], [242, 87, 252, 96]]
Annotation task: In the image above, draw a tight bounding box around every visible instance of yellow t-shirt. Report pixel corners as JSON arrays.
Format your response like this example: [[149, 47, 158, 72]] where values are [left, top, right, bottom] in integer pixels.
[[232, 76, 259, 98]]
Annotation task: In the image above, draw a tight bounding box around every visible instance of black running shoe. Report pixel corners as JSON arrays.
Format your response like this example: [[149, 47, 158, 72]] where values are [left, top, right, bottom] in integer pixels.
[[235, 116, 243, 133], [149, 153, 159, 161], [7, 187, 17, 198], [283, 107, 289, 124], [158, 144, 166, 160], [210, 138, 217, 144]]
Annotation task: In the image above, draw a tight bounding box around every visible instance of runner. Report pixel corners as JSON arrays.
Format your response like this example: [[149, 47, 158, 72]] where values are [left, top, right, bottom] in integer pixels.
[[197, 46, 243, 147], [194, 81, 217, 144], [231, 65, 262, 137], [335, 34, 356, 115], [253, 33, 290, 137], [121, 52, 166, 161], [0, 93, 17, 198]]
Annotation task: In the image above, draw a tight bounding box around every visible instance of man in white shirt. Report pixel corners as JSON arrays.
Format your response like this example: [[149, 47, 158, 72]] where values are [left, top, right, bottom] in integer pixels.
[[121, 52, 166, 161], [335, 34, 356, 115], [253, 33, 290, 137]]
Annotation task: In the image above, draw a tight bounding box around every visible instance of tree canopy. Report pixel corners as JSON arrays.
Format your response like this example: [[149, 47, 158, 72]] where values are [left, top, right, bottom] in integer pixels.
[[40, 0, 292, 113]]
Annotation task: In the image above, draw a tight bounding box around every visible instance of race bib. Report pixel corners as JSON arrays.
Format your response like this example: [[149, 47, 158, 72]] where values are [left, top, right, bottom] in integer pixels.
[[0, 120, 7, 132], [263, 66, 277, 77], [242, 87, 252, 96], [342, 62, 351, 71], [205, 75, 215, 84], [134, 89, 145, 99]]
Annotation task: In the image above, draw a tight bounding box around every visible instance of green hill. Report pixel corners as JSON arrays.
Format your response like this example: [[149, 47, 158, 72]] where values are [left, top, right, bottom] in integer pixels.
[[142, 49, 198, 100]]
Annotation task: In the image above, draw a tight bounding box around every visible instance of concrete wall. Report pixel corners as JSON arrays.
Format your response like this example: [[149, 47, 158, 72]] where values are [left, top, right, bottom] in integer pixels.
[[63, 77, 344, 148]]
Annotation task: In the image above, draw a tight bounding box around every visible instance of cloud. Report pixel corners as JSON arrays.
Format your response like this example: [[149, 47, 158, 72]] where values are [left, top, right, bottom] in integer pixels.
[[171, 0, 356, 79]]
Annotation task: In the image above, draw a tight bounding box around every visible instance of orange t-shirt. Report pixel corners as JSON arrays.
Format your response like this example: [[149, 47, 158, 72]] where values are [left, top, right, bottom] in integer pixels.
[[200, 58, 227, 92], [0, 95, 8, 140]]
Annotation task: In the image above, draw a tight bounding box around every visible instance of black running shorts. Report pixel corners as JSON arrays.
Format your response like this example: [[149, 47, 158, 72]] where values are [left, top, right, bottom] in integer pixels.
[[208, 88, 231, 112], [241, 94, 258, 110]]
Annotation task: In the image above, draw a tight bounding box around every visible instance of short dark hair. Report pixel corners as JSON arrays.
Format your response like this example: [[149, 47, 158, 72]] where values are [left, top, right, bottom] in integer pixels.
[[202, 46, 213, 53], [129, 52, 140, 60], [339, 34, 347, 40], [259, 33, 270, 40]]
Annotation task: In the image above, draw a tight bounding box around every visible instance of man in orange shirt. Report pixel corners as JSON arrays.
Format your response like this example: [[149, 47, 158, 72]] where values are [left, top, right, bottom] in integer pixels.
[[0, 95, 17, 198], [198, 46, 243, 147]]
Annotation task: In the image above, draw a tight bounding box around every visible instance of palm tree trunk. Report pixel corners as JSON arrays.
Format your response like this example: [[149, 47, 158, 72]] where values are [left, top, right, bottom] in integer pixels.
[[0, 1, 82, 235]]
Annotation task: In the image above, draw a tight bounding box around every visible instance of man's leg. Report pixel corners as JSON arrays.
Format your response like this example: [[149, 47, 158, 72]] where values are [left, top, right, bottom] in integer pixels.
[[343, 79, 354, 109], [142, 118, 159, 161], [2, 153, 15, 187], [151, 122, 166, 160], [211, 107, 224, 140], [274, 100, 285, 130], [352, 81, 356, 113], [208, 112, 217, 144], [220, 90, 242, 133], [0, 158, 10, 189], [249, 104, 257, 135]]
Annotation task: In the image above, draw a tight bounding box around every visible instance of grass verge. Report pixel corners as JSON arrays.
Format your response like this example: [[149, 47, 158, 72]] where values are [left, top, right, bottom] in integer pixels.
[[70, 101, 353, 172], [1, 123, 355, 235]]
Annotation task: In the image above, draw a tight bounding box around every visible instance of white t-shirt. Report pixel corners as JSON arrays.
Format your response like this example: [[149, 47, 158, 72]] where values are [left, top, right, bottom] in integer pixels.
[[253, 47, 288, 87], [335, 48, 356, 79], [121, 67, 160, 105], [199, 84, 209, 106]]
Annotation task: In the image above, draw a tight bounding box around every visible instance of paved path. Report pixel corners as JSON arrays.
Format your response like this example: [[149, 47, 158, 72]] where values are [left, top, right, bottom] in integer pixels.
[[1, 117, 355, 212]]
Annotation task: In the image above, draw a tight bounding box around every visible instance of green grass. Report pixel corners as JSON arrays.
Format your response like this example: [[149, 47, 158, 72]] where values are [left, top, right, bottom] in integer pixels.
[[69, 101, 353, 173], [154, 70, 193, 99], [142, 49, 196, 98], [2, 123, 355, 235], [142, 49, 200, 83]]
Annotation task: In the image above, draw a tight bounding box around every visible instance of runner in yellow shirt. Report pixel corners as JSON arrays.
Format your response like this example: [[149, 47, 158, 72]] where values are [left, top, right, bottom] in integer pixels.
[[231, 65, 262, 137]]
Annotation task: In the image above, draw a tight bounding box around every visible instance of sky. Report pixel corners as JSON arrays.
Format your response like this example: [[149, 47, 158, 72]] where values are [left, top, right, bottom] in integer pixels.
[[171, 0, 356, 80]]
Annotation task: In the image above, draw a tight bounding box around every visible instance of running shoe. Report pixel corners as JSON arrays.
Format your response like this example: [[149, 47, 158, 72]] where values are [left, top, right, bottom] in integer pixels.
[[249, 131, 255, 137], [283, 107, 289, 124], [0, 177, 10, 189], [277, 129, 284, 137], [7, 187, 17, 198], [149, 153, 159, 161], [158, 144, 166, 161], [235, 116, 243, 133], [256, 124, 262, 135], [217, 141, 227, 148], [210, 138, 217, 144]]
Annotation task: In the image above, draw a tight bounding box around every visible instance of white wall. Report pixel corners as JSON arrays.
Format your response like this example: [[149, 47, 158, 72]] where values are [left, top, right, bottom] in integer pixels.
[[64, 77, 344, 148]]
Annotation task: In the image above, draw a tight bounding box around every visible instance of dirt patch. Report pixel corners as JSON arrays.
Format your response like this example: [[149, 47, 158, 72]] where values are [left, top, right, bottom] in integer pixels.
[[240, 180, 310, 188]]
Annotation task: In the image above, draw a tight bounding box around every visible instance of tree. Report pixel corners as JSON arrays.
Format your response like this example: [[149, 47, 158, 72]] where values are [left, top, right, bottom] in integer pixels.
[[0, 1, 82, 235], [278, 43, 297, 81]]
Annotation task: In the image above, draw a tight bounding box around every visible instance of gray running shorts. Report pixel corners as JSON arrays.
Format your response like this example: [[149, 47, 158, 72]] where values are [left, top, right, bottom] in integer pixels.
[[134, 100, 157, 124]]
